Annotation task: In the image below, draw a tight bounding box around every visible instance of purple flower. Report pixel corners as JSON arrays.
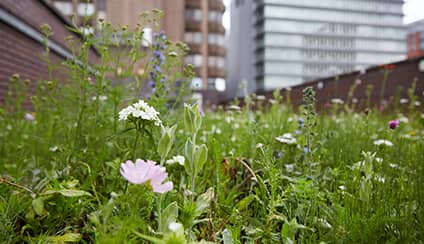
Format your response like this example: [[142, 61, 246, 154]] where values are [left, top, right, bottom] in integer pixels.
[[120, 159, 173, 193], [154, 65, 161, 72], [388, 120, 399, 130], [159, 32, 166, 40], [148, 80, 155, 88], [149, 71, 155, 78], [154, 50, 162, 57]]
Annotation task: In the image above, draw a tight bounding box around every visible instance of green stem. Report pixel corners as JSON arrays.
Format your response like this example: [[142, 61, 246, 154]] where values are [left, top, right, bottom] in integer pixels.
[[132, 122, 143, 160], [380, 69, 389, 105]]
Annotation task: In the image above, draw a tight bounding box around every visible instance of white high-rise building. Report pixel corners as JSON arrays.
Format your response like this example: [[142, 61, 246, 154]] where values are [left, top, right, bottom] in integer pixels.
[[228, 0, 406, 93]]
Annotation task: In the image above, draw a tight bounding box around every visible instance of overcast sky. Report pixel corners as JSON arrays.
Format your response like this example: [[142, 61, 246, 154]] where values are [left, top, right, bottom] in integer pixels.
[[223, 0, 424, 31], [403, 0, 424, 24]]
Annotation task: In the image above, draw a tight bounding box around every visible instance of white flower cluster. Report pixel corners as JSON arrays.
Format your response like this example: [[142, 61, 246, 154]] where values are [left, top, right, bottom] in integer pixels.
[[276, 133, 297, 145], [118, 100, 161, 126], [166, 155, 185, 166], [373, 139, 393, 147]]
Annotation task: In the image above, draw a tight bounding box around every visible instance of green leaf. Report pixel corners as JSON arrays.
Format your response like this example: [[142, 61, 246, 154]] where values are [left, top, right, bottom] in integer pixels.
[[32, 197, 44, 216], [194, 144, 208, 171], [43, 189, 92, 197], [184, 139, 194, 175], [222, 228, 234, 244], [158, 201, 179, 233], [48, 233, 82, 243], [196, 188, 214, 215], [281, 222, 291, 239], [235, 195, 255, 211], [184, 103, 202, 135], [133, 231, 165, 244], [158, 125, 177, 163]]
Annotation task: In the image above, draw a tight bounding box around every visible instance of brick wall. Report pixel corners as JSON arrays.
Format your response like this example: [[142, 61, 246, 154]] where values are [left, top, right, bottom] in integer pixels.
[[222, 57, 424, 110], [0, 0, 99, 104], [283, 59, 423, 110]]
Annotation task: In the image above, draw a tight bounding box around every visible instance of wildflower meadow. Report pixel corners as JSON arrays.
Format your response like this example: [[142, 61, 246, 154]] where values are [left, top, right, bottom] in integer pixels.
[[1, 13, 424, 243]]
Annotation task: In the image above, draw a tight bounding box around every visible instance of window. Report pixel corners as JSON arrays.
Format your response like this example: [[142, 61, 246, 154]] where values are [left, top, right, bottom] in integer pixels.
[[208, 34, 225, 45], [185, 9, 202, 21], [53, 2, 73, 16], [208, 56, 225, 68], [142, 28, 152, 47], [207, 78, 215, 89], [264, 5, 402, 26], [235, 0, 244, 7], [191, 77, 203, 89], [421, 32, 424, 50], [77, 3, 95, 16], [185, 55, 203, 66], [208, 11, 222, 23], [185, 32, 202, 44]]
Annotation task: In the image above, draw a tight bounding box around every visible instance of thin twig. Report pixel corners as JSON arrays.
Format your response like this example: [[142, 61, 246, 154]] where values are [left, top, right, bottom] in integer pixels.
[[0, 178, 36, 198]]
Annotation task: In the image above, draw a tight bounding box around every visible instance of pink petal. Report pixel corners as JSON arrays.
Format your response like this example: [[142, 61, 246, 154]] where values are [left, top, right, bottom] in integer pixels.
[[135, 159, 150, 182], [148, 166, 167, 186], [152, 181, 173, 193], [120, 160, 148, 184], [121, 160, 134, 172]]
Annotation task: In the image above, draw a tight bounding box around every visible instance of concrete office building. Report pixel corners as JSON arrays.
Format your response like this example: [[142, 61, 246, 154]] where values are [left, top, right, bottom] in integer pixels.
[[227, 0, 256, 97], [407, 19, 424, 59], [49, 0, 227, 95], [229, 0, 406, 93]]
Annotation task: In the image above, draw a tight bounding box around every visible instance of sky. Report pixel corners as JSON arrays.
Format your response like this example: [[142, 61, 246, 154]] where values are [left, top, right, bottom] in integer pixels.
[[403, 0, 424, 24], [222, 0, 424, 31]]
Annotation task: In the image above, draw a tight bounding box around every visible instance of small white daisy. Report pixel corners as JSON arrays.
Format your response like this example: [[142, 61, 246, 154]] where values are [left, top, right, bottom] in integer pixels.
[[276, 133, 297, 145], [166, 155, 185, 166]]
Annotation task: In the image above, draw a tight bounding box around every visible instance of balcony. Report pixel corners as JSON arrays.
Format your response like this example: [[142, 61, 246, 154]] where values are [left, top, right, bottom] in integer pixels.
[[186, 43, 202, 54], [209, 0, 225, 12], [185, 21, 202, 32], [186, 0, 225, 12], [208, 22, 225, 34], [208, 45, 226, 56], [185, 0, 201, 9], [208, 66, 226, 78]]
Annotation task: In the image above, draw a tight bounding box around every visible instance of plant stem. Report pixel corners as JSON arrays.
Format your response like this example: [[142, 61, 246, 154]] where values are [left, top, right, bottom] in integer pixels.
[[132, 122, 143, 159]]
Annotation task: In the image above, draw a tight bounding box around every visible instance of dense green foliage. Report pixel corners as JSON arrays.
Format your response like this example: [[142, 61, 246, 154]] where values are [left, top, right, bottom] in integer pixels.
[[1, 13, 424, 243]]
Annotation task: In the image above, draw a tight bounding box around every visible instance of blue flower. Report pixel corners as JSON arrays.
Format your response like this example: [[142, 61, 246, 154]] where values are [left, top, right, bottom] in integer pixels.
[[297, 118, 305, 128], [154, 50, 162, 57], [148, 80, 155, 88]]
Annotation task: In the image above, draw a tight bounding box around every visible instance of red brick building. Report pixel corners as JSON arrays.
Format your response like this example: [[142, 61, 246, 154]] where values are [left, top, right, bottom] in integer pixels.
[[407, 19, 424, 59], [0, 0, 98, 103]]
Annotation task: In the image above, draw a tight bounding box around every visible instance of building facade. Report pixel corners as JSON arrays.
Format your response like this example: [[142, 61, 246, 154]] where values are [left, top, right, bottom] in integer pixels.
[[227, 0, 256, 98], [49, 0, 227, 94], [407, 19, 424, 59], [229, 0, 406, 92]]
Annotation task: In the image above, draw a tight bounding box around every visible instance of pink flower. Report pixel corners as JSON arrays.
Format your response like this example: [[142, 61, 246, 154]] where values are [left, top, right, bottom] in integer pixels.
[[388, 120, 399, 130], [120, 159, 173, 193]]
